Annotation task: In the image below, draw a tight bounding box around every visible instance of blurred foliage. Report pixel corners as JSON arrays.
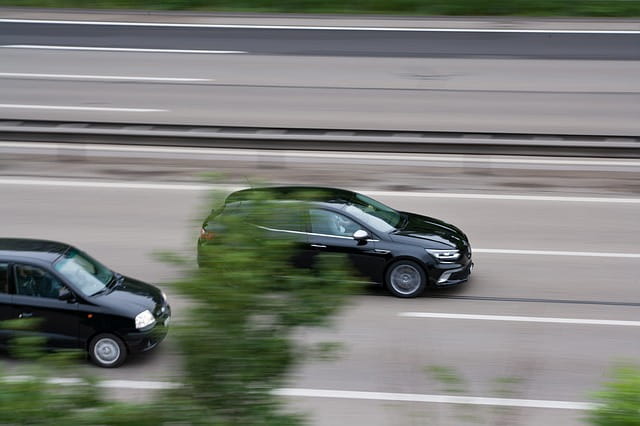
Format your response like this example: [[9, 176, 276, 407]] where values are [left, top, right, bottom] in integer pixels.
[[0, 186, 355, 425], [424, 364, 483, 424], [0, 319, 113, 425], [588, 364, 640, 425], [306, 341, 345, 362], [425, 364, 467, 394], [0, 376, 99, 425], [1, 0, 640, 16], [491, 376, 524, 398], [167, 187, 356, 424]]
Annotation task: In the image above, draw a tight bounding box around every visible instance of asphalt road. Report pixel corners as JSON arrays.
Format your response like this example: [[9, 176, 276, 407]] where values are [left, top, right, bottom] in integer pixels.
[[2, 21, 640, 59], [0, 149, 639, 425], [1, 12, 639, 424], [1, 16, 639, 134]]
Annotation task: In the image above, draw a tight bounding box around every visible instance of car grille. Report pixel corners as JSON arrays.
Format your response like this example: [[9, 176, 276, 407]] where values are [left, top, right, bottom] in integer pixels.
[[155, 302, 171, 320], [462, 242, 472, 259], [450, 263, 473, 281]]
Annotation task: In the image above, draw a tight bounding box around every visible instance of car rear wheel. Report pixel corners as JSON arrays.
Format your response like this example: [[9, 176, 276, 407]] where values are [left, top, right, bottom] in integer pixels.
[[386, 260, 427, 298], [89, 333, 127, 368]]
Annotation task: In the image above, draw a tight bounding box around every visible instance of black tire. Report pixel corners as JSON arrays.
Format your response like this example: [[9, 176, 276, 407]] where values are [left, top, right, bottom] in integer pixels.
[[89, 333, 127, 368], [385, 260, 427, 298]]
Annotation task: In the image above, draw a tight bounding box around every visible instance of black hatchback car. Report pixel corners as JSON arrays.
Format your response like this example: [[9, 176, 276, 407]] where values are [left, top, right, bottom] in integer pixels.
[[0, 239, 170, 367], [198, 187, 473, 298]]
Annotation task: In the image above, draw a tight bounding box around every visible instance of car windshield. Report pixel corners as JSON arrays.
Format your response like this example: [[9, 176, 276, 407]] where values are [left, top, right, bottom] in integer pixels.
[[54, 248, 114, 297], [344, 194, 403, 232]]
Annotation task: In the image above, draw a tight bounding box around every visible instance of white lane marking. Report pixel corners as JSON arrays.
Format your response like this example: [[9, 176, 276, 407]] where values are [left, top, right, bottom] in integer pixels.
[[474, 248, 640, 258], [99, 379, 182, 389], [0, 104, 164, 112], [0, 18, 638, 34], [473, 248, 640, 259], [399, 312, 640, 327], [276, 388, 595, 410], [47, 378, 182, 389], [369, 191, 640, 204], [4, 376, 182, 389], [0, 178, 638, 257], [0, 177, 638, 205], [1, 376, 593, 410], [2, 45, 247, 54], [0, 178, 208, 190], [1, 141, 638, 168], [0, 72, 212, 82]]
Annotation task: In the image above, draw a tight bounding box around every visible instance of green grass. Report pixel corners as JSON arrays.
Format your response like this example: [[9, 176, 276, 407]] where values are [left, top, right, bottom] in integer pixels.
[[2, 0, 640, 17]]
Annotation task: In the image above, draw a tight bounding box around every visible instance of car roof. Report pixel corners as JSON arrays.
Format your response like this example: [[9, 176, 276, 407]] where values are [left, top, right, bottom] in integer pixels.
[[225, 186, 359, 207], [0, 238, 71, 264]]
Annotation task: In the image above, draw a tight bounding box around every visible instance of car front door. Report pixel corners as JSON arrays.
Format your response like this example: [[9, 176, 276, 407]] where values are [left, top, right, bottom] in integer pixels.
[[10, 263, 81, 349], [308, 208, 387, 282]]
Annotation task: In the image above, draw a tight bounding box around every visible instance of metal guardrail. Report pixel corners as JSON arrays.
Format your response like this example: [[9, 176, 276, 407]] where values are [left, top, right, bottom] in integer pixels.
[[1, 119, 639, 157]]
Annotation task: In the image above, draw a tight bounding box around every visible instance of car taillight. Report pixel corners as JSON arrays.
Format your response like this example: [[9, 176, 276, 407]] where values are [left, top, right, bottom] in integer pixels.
[[200, 228, 215, 241]]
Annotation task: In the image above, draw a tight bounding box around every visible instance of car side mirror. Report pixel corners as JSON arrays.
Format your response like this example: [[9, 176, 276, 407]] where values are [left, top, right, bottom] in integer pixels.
[[352, 229, 369, 241], [58, 287, 76, 303]]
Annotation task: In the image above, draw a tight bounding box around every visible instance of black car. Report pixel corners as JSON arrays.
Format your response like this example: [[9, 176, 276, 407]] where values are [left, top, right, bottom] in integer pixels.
[[198, 187, 473, 298], [0, 239, 170, 367]]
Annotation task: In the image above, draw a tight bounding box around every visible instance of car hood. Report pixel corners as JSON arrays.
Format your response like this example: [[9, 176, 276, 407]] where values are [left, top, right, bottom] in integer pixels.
[[93, 276, 164, 317], [390, 212, 468, 249]]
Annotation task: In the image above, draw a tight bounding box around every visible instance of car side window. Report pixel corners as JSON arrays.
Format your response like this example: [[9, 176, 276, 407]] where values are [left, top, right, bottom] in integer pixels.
[[254, 205, 307, 233], [310, 209, 361, 237], [0, 263, 8, 293], [13, 264, 64, 299]]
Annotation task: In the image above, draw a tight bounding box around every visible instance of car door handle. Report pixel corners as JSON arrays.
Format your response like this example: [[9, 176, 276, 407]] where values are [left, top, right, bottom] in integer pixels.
[[310, 244, 327, 248], [18, 312, 33, 319]]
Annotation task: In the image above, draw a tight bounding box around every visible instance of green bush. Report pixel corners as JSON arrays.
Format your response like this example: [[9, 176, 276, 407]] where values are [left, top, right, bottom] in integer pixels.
[[167, 188, 356, 424], [589, 364, 640, 426], [0, 186, 356, 425]]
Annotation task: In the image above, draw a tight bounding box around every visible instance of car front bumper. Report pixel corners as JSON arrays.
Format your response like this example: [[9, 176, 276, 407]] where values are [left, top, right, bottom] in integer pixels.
[[433, 261, 473, 287], [124, 305, 171, 354]]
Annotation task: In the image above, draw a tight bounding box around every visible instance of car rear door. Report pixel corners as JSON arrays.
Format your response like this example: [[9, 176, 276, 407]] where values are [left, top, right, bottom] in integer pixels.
[[253, 204, 313, 268], [10, 263, 81, 349]]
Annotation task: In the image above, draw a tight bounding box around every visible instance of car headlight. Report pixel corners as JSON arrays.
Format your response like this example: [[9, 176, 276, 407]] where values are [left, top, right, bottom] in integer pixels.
[[426, 249, 461, 262], [135, 310, 156, 329]]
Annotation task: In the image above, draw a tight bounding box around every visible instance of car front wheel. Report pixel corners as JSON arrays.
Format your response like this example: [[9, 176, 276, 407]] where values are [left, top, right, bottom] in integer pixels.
[[89, 333, 127, 368], [385, 260, 427, 298]]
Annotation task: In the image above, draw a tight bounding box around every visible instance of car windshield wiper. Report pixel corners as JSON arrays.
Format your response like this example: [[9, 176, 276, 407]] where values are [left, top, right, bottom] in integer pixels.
[[105, 272, 123, 288], [91, 273, 123, 296], [395, 213, 409, 230]]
